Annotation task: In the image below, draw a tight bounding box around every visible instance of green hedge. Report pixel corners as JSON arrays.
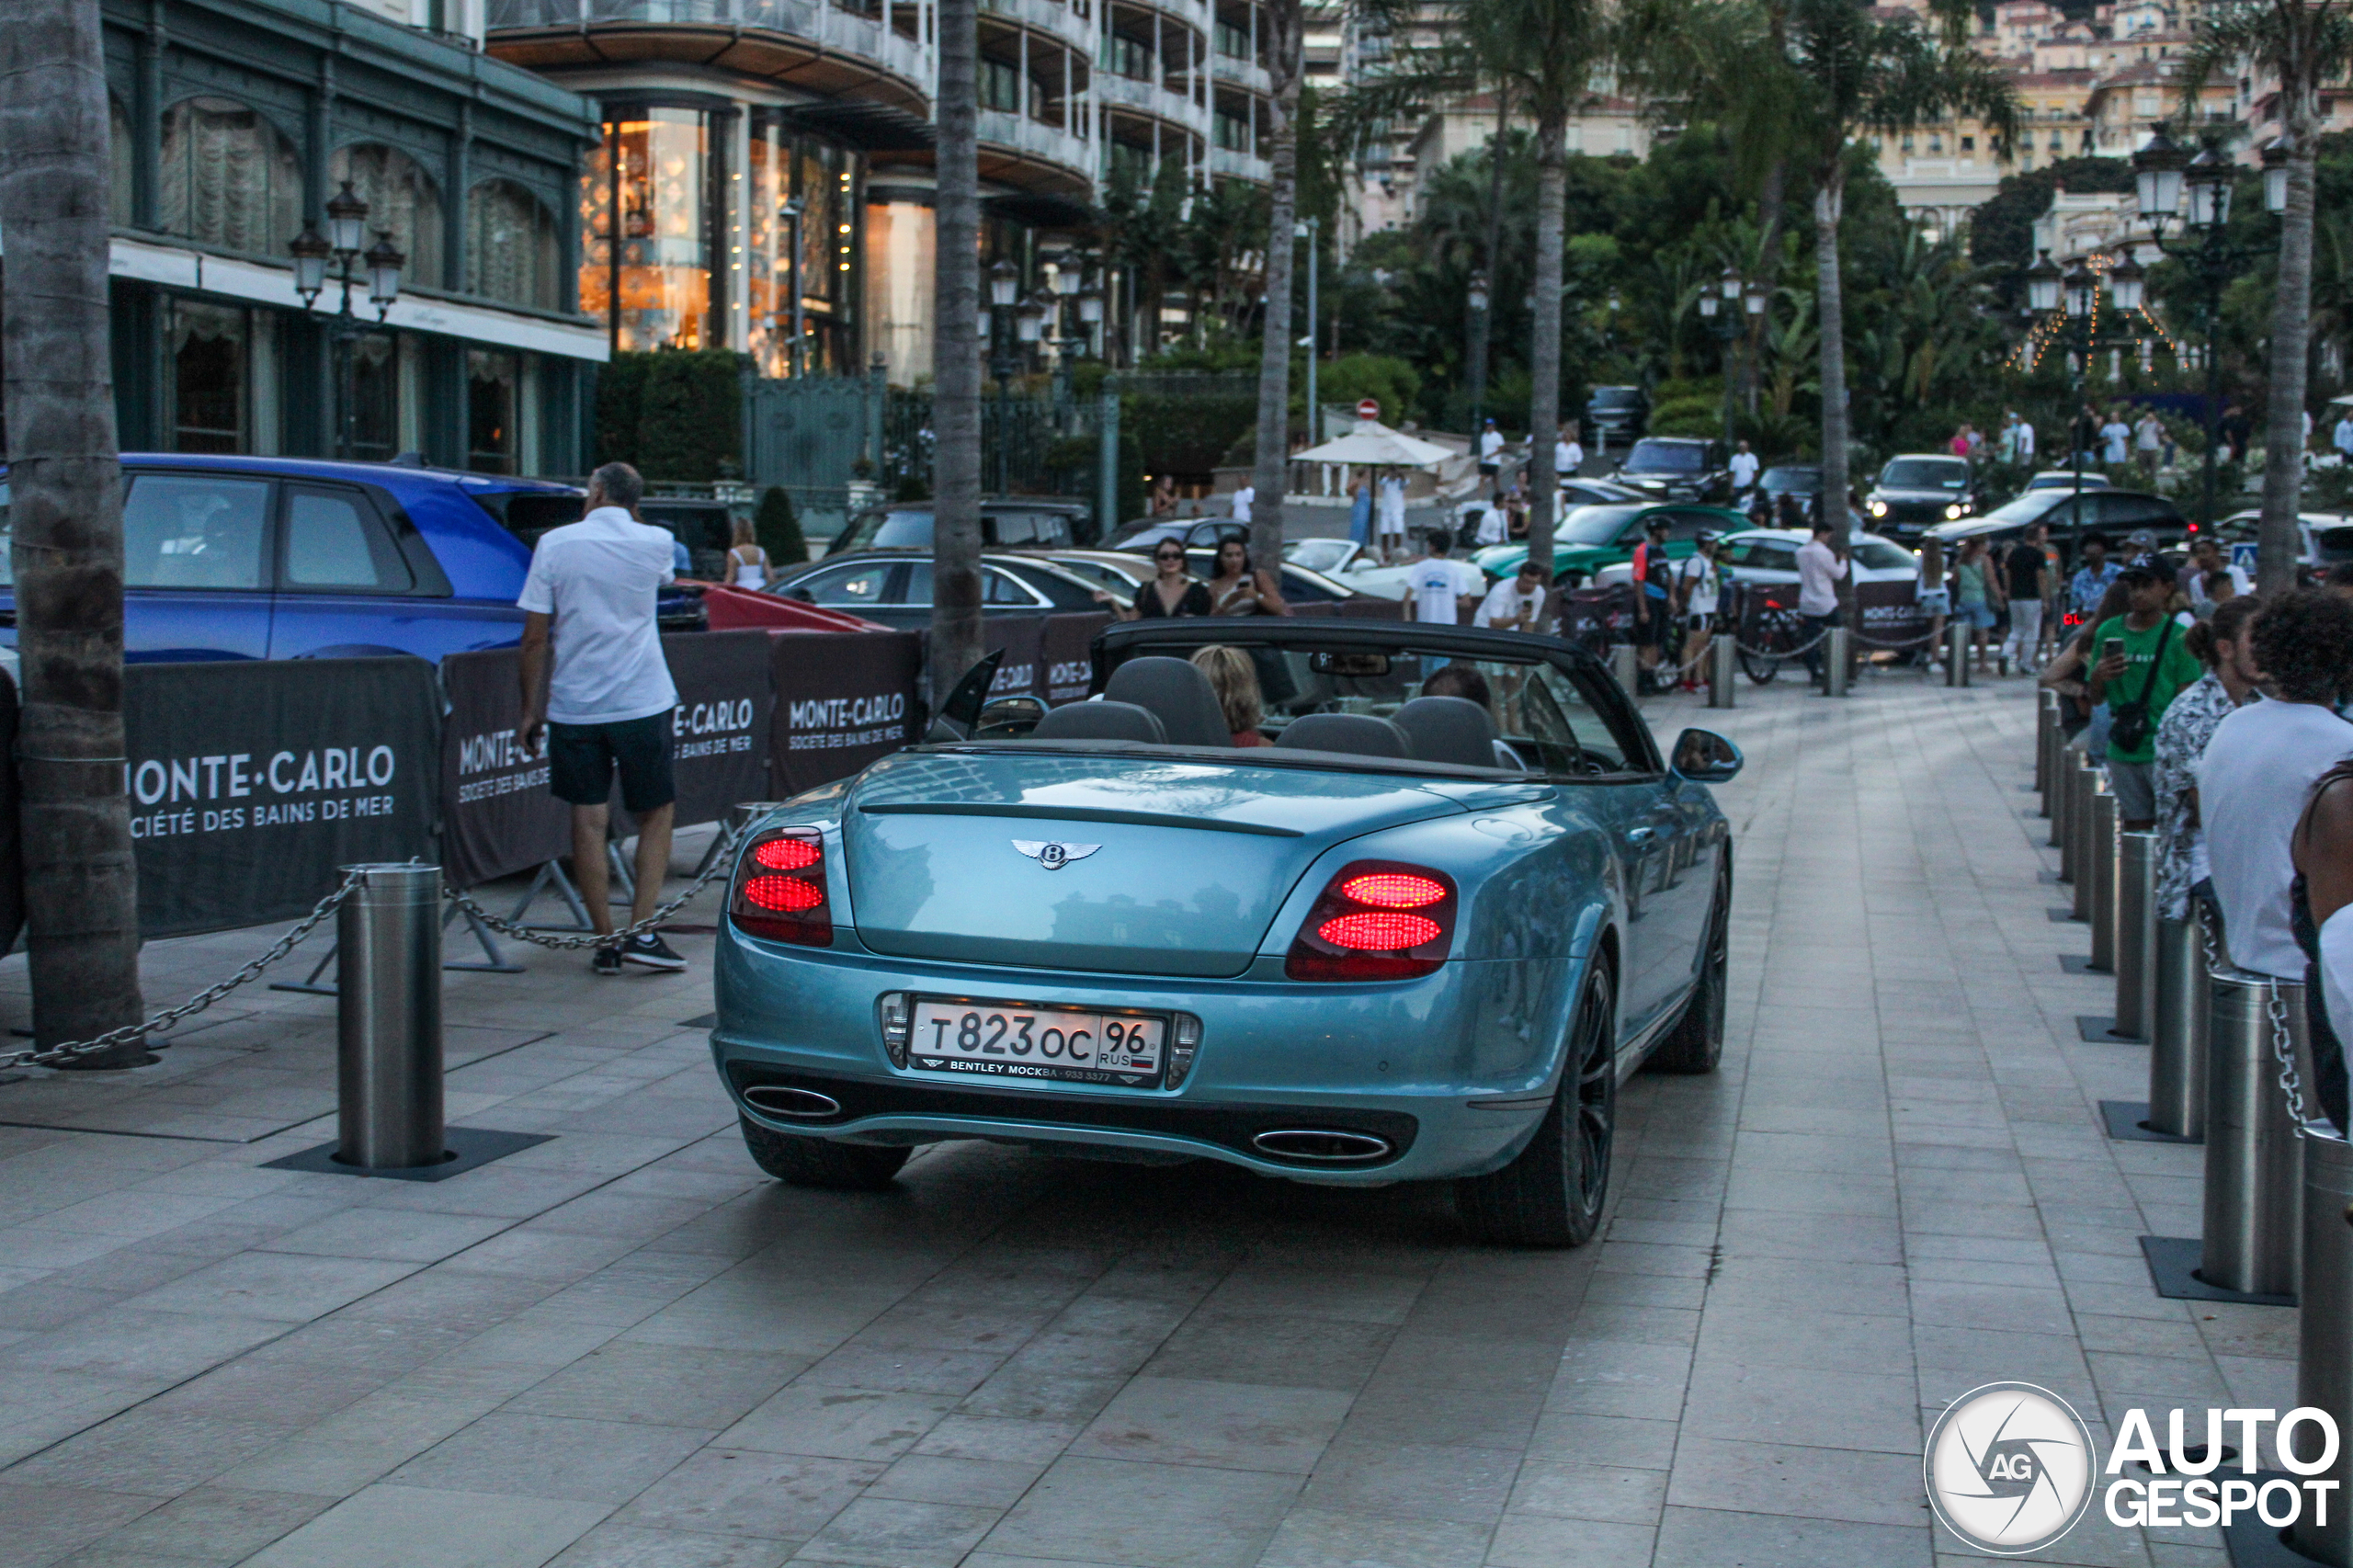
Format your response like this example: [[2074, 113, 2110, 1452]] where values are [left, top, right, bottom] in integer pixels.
[[1124, 392, 1256, 481], [595, 348, 752, 482]]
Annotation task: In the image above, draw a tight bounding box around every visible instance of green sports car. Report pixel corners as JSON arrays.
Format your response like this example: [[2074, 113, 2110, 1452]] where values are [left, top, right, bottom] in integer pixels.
[[1472, 503, 1751, 586]]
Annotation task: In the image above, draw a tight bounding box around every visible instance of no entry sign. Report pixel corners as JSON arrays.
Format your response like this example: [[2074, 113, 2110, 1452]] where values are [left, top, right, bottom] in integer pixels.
[[1357, 398, 1381, 420]]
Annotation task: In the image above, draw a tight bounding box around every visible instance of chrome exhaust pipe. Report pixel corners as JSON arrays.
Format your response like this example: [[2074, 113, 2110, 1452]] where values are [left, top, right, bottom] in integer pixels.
[[743, 1085, 842, 1119], [1251, 1129, 1392, 1163]]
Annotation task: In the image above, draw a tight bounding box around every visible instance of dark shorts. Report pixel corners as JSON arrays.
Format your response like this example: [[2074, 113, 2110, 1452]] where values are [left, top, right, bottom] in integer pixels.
[[548, 714, 676, 813]]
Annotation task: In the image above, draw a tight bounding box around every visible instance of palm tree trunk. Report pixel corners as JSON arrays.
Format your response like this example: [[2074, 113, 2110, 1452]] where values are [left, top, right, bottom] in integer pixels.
[[1466, 82, 1509, 425], [1813, 161, 1849, 547], [928, 0, 983, 709], [1527, 110, 1567, 584], [1249, 0, 1303, 576], [2256, 128, 2317, 597], [0, 0, 146, 1062]]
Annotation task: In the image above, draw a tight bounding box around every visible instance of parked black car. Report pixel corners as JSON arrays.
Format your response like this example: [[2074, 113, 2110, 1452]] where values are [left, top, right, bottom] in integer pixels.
[[1584, 386, 1649, 449], [1924, 487, 2188, 575], [825, 499, 1097, 556], [1613, 437, 1730, 503], [1864, 454, 1979, 541], [769, 550, 1103, 628]]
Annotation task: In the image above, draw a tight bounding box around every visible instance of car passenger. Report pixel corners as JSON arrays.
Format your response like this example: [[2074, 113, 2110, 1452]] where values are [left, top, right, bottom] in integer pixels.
[[1192, 645, 1271, 747]]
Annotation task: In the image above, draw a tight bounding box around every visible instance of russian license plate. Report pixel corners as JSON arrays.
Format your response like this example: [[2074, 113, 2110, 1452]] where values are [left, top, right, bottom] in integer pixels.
[[908, 997, 1165, 1086]]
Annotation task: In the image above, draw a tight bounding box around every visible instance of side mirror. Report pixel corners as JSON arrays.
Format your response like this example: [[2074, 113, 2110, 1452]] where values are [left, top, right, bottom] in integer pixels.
[[1671, 728, 1743, 784], [926, 650, 1006, 742], [974, 695, 1045, 738]]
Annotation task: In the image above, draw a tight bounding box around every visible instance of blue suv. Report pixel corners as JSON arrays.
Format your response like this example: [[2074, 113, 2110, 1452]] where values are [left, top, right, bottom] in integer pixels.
[[0, 454, 585, 662]]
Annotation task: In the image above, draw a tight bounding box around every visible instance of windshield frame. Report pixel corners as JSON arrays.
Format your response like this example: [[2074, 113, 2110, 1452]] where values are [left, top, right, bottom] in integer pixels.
[[1623, 439, 1707, 473]]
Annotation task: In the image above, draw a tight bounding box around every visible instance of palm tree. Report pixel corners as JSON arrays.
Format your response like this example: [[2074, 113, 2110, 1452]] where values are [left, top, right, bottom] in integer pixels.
[[1778, 0, 2015, 547], [929, 0, 983, 706], [2178, 2, 2353, 596], [0, 0, 146, 1063], [1249, 0, 1306, 577]]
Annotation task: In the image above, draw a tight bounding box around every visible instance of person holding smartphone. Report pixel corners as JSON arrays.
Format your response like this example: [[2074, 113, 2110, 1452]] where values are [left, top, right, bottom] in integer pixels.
[[2086, 566, 2203, 831]]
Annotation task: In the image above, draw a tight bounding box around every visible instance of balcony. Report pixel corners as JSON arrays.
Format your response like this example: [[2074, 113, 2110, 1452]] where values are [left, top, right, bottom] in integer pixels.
[[486, 0, 934, 118], [979, 0, 1098, 53], [1209, 144, 1267, 181], [1094, 68, 1208, 130], [976, 107, 1096, 195], [1210, 53, 1269, 95]]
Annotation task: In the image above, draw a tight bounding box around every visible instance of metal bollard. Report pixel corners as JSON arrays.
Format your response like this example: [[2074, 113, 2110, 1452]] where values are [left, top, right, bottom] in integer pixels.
[[1708, 636, 1736, 709], [1945, 621, 1972, 687], [2052, 734, 2081, 851], [2034, 690, 2055, 804], [335, 864, 448, 1172], [2113, 831, 2157, 1037], [2147, 913, 2210, 1138], [1823, 627, 1850, 697], [2200, 969, 2308, 1298], [1609, 642, 1638, 696], [2071, 767, 2106, 922], [2290, 1126, 2353, 1566], [2088, 790, 2119, 971]]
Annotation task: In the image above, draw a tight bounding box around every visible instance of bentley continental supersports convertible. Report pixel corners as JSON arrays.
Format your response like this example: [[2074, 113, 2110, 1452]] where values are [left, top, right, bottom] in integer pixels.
[[711, 617, 1739, 1246]]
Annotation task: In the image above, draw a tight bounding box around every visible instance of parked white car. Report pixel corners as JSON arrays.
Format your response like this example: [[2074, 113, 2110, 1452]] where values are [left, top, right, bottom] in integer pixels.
[[1590, 528, 1918, 590]]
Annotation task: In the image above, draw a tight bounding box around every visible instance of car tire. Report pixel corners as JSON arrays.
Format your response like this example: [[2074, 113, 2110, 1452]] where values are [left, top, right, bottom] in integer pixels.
[[1647, 868, 1730, 1074], [738, 1115, 911, 1190], [1454, 960, 1617, 1248]]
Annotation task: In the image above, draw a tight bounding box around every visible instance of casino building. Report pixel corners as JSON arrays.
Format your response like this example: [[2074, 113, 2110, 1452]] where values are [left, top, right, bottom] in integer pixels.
[[0, 0, 608, 474]]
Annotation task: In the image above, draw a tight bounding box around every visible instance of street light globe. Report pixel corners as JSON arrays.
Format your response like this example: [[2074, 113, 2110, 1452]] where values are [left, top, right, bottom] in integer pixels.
[[1719, 265, 1741, 302], [2062, 258, 2096, 318], [1743, 279, 1768, 316], [1698, 290, 1720, 318], [365, 231, 405, 312], [2025, 248, 2063, 314], [2107, 247, 2144, 312], [289, 224, 332, 304], [325, 181, 369, 256], [2132, 129, 2186, 223], [988, 258, 1019, 308], [1077, 289, 1103, 324], [2263, 138, 2290, 215], [2184, 147, 2233, 231], [1052, 263, 1082, 297], [1467, 268, 1488, 312]]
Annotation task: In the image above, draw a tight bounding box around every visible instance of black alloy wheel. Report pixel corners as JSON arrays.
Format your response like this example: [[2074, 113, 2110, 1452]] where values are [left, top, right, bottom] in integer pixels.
[[1455, 960, 1617, 1247]]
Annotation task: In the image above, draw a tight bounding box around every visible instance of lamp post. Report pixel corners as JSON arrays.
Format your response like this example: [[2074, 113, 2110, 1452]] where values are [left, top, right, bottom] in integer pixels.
[[290, 180, 404, 461], [986, 258, 1019, 495], [2132, 130, 2275, 529], [1699, 266, 1742, 448], [1295, 218, 1321, 442], [1741, 278, 1768, 421], [780, 197, 807, 377], [1464, 265, 1490, 432]]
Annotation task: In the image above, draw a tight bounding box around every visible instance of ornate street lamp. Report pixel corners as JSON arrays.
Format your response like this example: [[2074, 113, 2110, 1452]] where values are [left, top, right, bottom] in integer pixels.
[[1743, 278, 1768, 317], [289, 185, 402, 461], [2132, 129, 2187, 224], [988, 258, 1019, 309], [2184, 147, 2233, 231], [2107, 247, 2144, 312], [1718, 265, 1741, 303], [2263, 138, 2290, 215], [2025, 249, 2062, 315], [2062, 258, 2097, 319]]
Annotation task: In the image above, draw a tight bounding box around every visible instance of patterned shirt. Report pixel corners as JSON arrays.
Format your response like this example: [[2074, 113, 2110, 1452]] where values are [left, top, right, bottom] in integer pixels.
[[2069, 561, 2121, 619], [2154, 673, 2245, 921]]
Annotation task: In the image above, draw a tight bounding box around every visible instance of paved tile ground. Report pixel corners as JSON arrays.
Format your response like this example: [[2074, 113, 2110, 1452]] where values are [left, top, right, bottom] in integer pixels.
[[0, 665, 2264, 1566]]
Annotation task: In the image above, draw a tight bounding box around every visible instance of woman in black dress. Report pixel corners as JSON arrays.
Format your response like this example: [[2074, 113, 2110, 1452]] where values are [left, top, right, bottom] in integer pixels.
[[1097, 540, 1211, 619]]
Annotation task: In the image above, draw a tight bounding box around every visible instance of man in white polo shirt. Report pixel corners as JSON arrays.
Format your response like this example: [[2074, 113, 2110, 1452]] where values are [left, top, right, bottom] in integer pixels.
[[519, 461, 688, 976]]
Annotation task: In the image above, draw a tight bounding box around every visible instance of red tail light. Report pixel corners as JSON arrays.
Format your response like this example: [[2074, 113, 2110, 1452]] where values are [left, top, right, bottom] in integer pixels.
[[1287, 859, 1458, 982], [732, 827, 833, 946]]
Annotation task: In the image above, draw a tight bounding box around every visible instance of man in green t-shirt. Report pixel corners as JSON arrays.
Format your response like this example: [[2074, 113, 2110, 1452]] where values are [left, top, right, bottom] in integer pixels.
[[2087, 564, 2204, 830]]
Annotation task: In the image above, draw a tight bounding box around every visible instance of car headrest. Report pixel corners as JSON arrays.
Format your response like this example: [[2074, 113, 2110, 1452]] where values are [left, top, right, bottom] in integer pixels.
[[1393, 696, 1500, 769], [1276, 712, 1413, 759], [1030, 700, 1167, 744], [1103, 656, 1233, 746]]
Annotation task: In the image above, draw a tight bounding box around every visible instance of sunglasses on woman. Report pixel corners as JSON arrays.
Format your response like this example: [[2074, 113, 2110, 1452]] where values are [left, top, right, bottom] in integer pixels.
[[1155, 550, 1184, 562]]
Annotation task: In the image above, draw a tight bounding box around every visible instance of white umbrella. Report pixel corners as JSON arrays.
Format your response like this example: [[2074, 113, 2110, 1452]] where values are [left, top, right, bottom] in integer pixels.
[[1293, 420, 1454, 468]]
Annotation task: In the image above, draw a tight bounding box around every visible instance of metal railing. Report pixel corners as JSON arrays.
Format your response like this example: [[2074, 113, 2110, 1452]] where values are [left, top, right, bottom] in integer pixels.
[[976, 108, 1096, 175], [489, 0, 935, 82]]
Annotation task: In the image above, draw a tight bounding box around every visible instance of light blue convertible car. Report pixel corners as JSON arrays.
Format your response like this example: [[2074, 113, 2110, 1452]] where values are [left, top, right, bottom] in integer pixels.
[[711, 617, 1739, 1246]]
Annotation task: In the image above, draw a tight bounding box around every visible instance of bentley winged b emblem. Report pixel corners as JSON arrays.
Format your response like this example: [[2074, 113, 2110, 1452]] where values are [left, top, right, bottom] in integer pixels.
[[1012, 839, 1101, 871]]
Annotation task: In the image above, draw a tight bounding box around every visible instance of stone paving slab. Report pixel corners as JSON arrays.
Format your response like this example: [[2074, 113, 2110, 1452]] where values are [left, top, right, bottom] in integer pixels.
[[0, 670, 2263, 1565]]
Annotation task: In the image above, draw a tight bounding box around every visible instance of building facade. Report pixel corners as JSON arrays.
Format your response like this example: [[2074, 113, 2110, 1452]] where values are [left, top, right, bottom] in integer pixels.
[[483, 0, 1279, 385], [24, 0, 608, 474]]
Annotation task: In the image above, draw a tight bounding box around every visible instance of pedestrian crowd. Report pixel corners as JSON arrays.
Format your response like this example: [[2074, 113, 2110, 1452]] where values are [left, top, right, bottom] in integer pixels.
[[2043, 562, 2353, 1132]]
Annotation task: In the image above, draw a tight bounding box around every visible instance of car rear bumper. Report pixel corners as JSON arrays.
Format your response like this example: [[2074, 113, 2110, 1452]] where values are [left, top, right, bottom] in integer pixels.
[[711, 931, 1560, 1184]]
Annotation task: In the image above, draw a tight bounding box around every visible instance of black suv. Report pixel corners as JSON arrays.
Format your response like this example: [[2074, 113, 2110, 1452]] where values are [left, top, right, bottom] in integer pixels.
[[1614, 437, 1730, 503], [1584, 386, 1650, 449], [1864, 455, 1978, 541]]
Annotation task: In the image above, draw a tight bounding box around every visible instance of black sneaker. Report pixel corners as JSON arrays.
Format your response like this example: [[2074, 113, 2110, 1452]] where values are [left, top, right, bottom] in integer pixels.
[[592, 947, 624, 977], [620, 932, 688, 971]]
